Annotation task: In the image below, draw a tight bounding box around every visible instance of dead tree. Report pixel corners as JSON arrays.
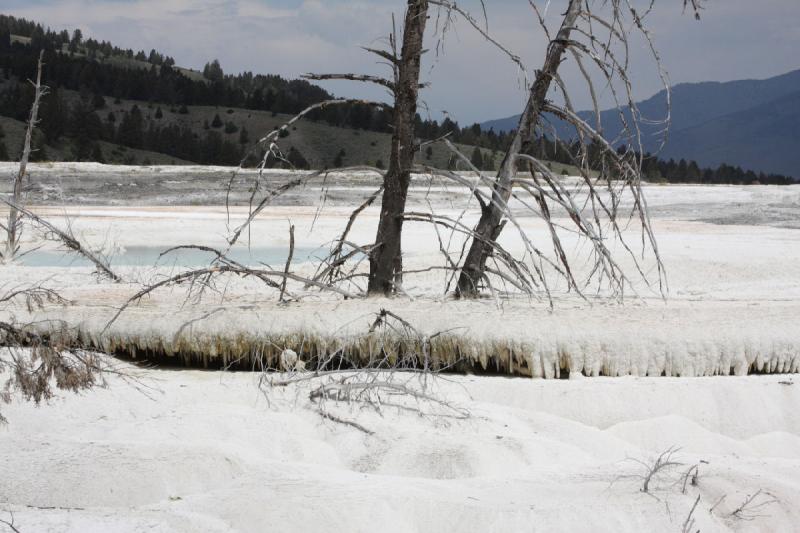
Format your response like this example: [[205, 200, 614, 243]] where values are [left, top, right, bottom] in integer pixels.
[[442, 0, 701, 299], [368, 1, 429, 295], [305, 0, 430, 296], [456, 1, 582, 296], [3, 50, 47, 263]]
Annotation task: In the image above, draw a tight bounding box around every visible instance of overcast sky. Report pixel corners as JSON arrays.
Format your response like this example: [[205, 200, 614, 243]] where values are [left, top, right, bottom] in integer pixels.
[[4, 0, 799, 124]]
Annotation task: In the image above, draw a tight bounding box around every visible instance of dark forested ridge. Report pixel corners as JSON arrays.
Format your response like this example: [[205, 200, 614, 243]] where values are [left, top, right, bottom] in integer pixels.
[[0, 14, 794, 185]]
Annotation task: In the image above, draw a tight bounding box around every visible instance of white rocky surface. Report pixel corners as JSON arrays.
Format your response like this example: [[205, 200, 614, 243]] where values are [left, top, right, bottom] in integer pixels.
[[1, 164, 799, 531]]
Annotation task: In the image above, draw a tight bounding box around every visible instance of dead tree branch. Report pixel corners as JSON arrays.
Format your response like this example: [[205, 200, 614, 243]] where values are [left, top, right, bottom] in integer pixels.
[[618, 446, 684, 494], [0, 511, 21, 533], [729, 489, 780, 521], [303, 73, 396, 93], [279, 224, 295, 303], [103, 264, 363, 334], [0, 199, 121, 282], [0, 282, 121, 424], [260, 308, 469, 435], [682, 494, 701, 533], [312, 186, 383, 287]]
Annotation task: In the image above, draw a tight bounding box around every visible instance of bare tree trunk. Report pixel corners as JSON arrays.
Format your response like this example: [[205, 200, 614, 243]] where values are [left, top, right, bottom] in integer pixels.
[[4, 50, 46, 263], [456, 1, 582, 297], [367, 0, 429, 296]]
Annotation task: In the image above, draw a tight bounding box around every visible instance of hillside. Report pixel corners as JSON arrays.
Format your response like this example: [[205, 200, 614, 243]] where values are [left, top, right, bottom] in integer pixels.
[[0, 114, 193, 165], [482, 70, 800, 178], [0, 87, 501, 170], [0, 13, 509, 171]]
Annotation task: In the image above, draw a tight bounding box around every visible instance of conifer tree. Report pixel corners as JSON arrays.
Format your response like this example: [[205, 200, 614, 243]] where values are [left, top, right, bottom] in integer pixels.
[[91, 142, 104, 163], [470, 146, 484, 170], [287, 146, 309, 170], [202, 59, 224, 82], [39, 87, 68, 142], [333, 148, 345, 167], [117, 105, 144, 148]]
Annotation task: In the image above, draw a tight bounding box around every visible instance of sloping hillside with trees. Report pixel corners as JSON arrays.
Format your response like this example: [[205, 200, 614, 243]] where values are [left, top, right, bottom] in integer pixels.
[[0, 13, 793, 184]]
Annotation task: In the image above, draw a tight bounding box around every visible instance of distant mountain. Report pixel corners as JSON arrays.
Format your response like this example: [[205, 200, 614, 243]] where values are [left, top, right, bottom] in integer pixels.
[[481, 70, 800, 178], [662, 90, 800, 177]]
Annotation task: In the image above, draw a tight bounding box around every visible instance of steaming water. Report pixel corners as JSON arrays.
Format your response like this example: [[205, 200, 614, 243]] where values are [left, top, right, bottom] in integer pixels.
[[19, 245, 318, 268]]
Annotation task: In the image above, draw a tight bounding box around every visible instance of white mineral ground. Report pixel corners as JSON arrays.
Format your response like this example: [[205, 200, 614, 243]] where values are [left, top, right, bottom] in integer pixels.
[[1, 163, 799, 531]]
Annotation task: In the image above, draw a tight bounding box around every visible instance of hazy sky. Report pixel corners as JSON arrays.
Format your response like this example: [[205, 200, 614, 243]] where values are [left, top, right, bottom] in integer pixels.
[[5, 0, 799, 124]]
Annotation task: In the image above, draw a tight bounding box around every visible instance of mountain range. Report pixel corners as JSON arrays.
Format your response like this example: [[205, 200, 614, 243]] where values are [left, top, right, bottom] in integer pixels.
[[481, 70, 800, 178]]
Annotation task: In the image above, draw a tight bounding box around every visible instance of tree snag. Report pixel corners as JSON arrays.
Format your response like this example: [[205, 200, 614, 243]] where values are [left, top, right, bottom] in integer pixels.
[[367, 0, 429, 295], [3, 50, 47, 263], [456, 1, 582, 297]]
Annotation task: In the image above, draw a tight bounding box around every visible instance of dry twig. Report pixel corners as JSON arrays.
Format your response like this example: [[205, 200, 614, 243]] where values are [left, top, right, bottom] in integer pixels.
[[729, 489, 779, 521]]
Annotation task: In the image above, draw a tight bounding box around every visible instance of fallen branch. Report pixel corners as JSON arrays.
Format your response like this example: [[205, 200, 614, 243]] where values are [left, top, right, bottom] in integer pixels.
[[314, 407, 375, 435], [103, 264, 363, 333], [0, 198, 121, 282]]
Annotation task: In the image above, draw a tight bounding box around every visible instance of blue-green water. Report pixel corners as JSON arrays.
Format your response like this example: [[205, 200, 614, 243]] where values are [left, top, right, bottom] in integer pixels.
[[19, 245, 318, 268]]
